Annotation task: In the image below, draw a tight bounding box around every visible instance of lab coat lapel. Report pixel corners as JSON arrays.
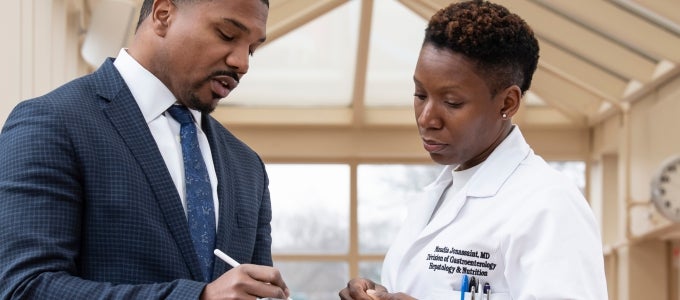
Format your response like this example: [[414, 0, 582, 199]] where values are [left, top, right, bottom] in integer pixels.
[[391, 167, 453, 277], [410, 175, 453, 234], [417, 187, 467, 239], [387, 126, 533, 291], [400, 127, 532, 258]]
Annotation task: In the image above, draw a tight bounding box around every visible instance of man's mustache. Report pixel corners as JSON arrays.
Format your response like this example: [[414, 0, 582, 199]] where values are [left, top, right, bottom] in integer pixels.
[[209, 70, 239, 83]]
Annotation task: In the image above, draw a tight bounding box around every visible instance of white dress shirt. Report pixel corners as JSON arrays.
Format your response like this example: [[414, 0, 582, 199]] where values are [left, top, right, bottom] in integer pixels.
[[113, 49, 219, 226]]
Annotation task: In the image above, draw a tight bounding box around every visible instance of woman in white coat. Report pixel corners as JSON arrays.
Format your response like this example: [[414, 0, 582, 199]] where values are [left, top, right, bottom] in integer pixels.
[[339, 1, 608, 299]]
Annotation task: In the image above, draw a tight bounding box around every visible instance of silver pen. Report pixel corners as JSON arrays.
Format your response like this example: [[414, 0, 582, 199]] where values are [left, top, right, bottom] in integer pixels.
[[483, 282, 491, 300]]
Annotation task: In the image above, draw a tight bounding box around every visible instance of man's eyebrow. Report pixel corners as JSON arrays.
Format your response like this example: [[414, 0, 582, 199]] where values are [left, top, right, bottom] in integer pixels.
[[223, 18, 267, 43], [223, 18, 249, 33]]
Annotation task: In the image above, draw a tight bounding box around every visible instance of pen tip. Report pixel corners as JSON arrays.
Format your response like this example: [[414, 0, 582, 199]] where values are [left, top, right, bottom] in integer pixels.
[[483, 282, 490, 293]]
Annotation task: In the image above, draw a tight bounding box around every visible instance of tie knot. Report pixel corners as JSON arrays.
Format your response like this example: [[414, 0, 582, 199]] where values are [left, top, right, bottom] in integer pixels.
[[167, 105, 194, 125]]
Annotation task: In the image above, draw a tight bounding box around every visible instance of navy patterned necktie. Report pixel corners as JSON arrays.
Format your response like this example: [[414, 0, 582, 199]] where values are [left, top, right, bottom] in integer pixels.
[[166, 105, 216, 282]]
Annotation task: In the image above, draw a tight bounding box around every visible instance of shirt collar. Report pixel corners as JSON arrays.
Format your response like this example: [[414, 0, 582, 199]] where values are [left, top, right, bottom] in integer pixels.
[[112, 48, 179, 124]]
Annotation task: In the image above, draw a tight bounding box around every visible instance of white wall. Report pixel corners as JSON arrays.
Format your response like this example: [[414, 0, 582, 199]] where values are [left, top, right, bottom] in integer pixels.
[[593, 70, 680, 300], [0, 0, 84, 128]]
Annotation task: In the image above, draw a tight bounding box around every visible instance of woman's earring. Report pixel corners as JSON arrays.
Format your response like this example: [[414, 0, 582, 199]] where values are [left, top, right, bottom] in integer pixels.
[[502, 113, 508, 119]]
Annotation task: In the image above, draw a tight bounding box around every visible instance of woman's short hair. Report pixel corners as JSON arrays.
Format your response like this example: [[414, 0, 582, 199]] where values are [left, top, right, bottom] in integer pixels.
[[424, 0, 540, 95]]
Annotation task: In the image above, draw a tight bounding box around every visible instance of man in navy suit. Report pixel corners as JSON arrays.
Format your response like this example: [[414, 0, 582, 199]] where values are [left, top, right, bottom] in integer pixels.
[[0, 0, 291, 299]]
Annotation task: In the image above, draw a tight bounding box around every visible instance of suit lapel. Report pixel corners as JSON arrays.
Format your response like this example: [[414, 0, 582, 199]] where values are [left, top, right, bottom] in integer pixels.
[[94, 59, 204, 281], [202, 116, 237, 278]]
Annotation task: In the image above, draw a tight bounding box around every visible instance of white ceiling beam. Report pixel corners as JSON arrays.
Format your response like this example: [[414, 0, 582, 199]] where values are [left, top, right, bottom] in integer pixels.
[[266, 0, 349, 44], [495, 0, 658, 84], [351, 0, 374, 127], [539, 42, 628, 98], [540, 61, 622, 110], [622, 65, 680, 104], [608, 0, 680, 36], [395, 0, 440, 20], [215, 106, 580, 129], [213, 106, 353, 127], [538, 0, 680, 62], [531, 70, 594, 126]]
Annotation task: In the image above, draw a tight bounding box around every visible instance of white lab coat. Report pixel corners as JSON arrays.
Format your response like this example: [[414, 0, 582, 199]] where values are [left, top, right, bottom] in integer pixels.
[[381, 126, 608, 300]]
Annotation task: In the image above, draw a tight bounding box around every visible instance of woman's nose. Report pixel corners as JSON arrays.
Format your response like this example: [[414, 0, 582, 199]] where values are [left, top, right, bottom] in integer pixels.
[[417, 101, 442, 129]]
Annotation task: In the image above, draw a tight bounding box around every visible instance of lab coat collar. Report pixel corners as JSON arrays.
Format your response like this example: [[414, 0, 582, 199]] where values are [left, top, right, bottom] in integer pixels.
[[409, 172, 453, 234], [466, 125, 531, 198], [387, 126, 534, 289], [413, 126, 531, 240], [423, 125, 530, 198]]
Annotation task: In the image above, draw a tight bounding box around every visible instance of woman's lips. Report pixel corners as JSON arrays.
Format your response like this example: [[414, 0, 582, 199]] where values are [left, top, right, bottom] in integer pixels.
[[422, 139, 447, 152]]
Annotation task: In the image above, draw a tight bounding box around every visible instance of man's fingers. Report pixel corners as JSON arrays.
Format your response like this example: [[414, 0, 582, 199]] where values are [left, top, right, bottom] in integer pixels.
[[240, 264, 290, 299]]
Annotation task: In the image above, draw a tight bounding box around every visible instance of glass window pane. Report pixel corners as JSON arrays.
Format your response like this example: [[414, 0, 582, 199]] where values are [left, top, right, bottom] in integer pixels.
[[365, 0, 427, 107], [266, 164, 350, 254], [357, 164, 441, 254], [226, 1, 360, 107], [359, 260, 383, 284], [275, 261, 348, 300]]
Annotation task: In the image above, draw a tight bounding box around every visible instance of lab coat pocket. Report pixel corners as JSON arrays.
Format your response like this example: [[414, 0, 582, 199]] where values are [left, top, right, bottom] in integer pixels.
[[429, 290, 513, 300]]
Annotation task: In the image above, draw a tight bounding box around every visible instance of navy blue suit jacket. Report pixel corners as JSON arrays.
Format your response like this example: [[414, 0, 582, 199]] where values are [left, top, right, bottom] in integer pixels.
[[0, 59, 273, 299]]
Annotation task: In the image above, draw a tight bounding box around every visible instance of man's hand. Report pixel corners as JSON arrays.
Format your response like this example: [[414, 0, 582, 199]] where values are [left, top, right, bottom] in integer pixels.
[[201, 264, 290, 300]]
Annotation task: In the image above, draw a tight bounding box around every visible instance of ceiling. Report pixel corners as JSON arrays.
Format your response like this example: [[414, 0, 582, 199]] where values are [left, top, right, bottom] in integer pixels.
[[120, 0, 680, 129]]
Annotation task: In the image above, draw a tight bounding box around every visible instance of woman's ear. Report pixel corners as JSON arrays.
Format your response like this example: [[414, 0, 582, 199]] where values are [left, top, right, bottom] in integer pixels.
[[499, 85, 522, 119]]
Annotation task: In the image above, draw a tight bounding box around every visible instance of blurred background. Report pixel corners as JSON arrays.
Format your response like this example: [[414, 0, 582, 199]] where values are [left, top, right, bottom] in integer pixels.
[[1, 0, 680, 299]]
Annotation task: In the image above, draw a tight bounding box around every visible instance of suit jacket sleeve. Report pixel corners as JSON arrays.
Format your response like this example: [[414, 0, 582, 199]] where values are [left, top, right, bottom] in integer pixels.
[[0, 100, 205, 300]]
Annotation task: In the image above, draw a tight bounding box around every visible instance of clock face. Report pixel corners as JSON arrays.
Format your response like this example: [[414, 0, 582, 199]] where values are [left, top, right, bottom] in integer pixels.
[[651, 156, 680, 222]]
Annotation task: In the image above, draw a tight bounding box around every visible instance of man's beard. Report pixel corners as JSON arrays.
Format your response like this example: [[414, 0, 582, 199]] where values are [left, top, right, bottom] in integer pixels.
[[186, 92, 217, 114], [183, 70, 239, 114]]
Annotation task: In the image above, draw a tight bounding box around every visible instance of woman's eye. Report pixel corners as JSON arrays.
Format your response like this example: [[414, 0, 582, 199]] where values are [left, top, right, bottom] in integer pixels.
[[445, 101, 463, 108], [413, 94, 426, 100]]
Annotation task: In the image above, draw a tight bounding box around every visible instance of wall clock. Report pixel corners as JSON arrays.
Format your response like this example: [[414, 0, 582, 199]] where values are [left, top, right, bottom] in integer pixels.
[[651, 155, 680, 222]]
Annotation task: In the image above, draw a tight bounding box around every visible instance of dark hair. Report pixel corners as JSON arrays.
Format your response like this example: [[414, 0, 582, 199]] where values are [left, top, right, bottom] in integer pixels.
[[424, 0, 539, 95], [136, 0, 270, 30]]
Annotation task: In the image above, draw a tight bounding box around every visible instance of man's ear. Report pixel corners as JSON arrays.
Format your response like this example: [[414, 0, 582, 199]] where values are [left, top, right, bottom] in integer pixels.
[[151, 0, 175, 37], [499, 85, 522, 119]]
